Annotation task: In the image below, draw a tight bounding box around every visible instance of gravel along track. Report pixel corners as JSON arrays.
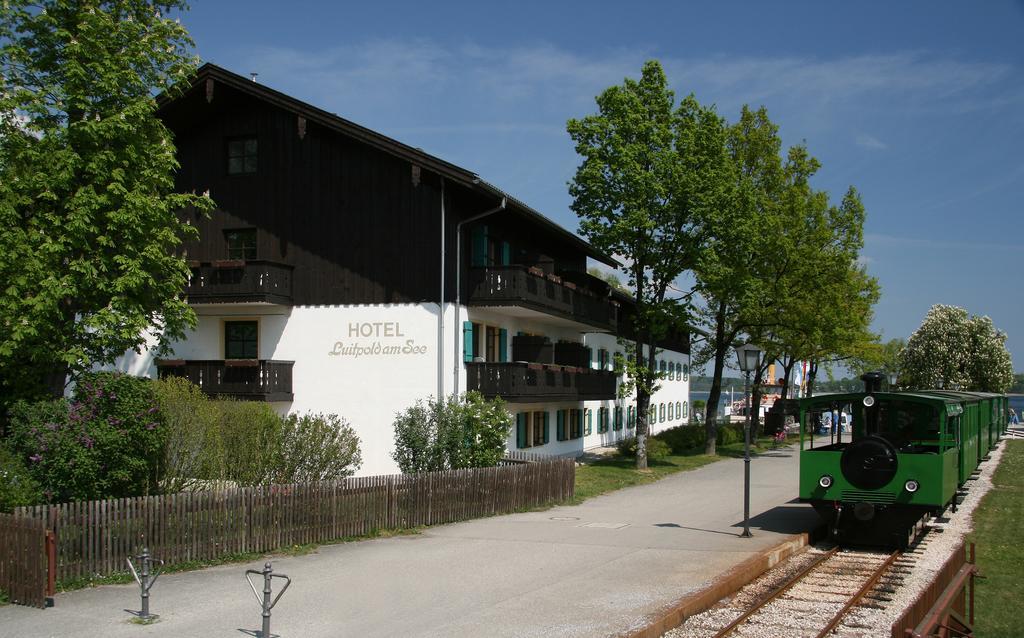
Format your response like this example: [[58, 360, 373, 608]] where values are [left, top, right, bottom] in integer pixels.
[[665, 439, 1006, 638]]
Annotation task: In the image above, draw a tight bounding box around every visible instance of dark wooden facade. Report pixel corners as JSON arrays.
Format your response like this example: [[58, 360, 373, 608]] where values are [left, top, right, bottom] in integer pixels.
[[159, 65, 613, 309]]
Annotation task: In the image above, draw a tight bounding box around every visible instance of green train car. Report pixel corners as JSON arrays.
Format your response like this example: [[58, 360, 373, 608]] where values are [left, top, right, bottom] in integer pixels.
[[798, 372, 1006, 548]]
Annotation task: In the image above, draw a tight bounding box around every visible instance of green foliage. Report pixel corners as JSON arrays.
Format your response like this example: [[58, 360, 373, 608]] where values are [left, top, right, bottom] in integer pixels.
[[567, 60, 731, 468], [0, 1, 215, 401], [391, 392, 513, 473], [0, 444, 42, 512], [5, 372, 163, 502], [276, 413, 362, 484], [654, 425, 707, 453], [616, 435, 671, 461], [152, 377, 361, 488], [716, 425, 741, 446], [898, 305, 1014, 393]]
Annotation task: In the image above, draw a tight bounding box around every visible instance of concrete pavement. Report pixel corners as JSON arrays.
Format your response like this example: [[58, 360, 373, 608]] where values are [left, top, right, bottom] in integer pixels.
[[0, 446, 821, 637]]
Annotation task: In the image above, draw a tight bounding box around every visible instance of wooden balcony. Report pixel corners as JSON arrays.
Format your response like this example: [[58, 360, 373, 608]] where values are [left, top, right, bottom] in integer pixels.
[[466, 266, 619, 331], [465, 361, 616, 403], [185, 260, 293, 305], [156, 359, 294, 402]]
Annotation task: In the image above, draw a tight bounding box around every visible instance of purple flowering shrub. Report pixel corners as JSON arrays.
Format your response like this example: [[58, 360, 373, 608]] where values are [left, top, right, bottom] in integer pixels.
[[5, 372, 164, 502]]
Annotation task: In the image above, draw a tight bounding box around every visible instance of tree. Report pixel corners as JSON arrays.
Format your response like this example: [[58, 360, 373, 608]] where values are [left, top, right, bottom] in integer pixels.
[[0, 1, 213, 402], [693, 105, 781, 454], [567, 60, 730, 468], [898, 305, 1013, 392]]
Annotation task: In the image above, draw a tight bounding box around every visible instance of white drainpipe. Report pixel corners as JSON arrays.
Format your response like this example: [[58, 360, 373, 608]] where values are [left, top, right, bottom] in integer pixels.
[[453, 196, 507, 395]]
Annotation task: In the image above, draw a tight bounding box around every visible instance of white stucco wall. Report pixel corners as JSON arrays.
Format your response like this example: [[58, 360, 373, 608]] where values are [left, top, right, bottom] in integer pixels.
[[116, 302, 691, 476]]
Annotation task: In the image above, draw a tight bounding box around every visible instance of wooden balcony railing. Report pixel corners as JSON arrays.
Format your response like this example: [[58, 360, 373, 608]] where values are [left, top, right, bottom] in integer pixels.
[[465, 361, 616, 403], [466, 266, 619, 331], [155, 359, 294, 402], [185, 260, 293, 305]]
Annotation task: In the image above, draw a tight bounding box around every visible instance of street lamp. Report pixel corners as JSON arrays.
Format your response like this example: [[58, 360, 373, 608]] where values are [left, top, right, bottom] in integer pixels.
[[735, 342, 761, 539], [887, 371, 897, 390]]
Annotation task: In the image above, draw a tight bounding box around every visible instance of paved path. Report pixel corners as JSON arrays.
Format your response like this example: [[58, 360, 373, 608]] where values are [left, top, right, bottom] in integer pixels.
[[0, 446, 821, 637]]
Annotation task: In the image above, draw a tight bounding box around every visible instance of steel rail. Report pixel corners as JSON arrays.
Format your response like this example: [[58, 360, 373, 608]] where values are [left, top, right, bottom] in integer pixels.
[[713, 547, 841, 638], [814, 550, 901, 638]]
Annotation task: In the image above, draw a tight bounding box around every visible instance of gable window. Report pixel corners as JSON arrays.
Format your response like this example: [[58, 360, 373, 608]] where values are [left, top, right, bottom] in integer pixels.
[[227, 137, 258, 175], [225, 321, 258, 359], [224, 229, 257, 260]]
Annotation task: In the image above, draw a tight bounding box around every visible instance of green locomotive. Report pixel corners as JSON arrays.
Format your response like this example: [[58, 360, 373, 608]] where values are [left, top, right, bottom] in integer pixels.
[[798, 372, 1008, 548]]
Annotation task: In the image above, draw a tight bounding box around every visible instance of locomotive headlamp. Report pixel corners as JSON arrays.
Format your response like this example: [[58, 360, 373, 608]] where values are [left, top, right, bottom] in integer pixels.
[[818, 474, 834, 489], [904, 479, 920, 493], [863, 395, 876, 407]]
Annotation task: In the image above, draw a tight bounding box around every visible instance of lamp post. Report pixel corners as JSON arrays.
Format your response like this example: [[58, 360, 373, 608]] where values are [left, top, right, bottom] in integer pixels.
[[735, 342, 762, 538], [887, 371, 897, 390]]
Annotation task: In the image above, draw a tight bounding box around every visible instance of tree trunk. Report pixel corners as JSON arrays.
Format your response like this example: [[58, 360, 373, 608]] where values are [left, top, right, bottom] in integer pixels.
[[806, 360, 818, 397], [635, 334, 649, 470], [780, 357, 797, 400], [750, 362, 766, 438], [703, 300, 729, 456]]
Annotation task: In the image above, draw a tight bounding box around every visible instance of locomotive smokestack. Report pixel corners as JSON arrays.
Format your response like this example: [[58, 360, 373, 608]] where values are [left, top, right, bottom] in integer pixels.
[[861, 371, 884, 394]]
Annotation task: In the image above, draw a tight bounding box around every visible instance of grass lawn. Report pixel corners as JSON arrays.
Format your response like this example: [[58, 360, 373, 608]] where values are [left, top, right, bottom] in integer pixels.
[[572, 433, 791, 504], [969, 439, 1024, 638]]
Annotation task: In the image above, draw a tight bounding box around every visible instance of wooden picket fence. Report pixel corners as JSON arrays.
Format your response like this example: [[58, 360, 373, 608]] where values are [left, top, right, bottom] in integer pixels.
[[0, 513, 48, 608], [13, 457, 574, 583]]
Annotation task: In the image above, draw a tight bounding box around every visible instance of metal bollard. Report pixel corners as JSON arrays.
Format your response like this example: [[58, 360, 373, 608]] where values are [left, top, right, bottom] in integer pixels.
[[245, 562, 292, 638], [126, 547, 164, 621]]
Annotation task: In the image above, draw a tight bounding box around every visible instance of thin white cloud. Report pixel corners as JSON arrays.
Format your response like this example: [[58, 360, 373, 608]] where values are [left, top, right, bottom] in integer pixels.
[[855, 134, 887, 150]]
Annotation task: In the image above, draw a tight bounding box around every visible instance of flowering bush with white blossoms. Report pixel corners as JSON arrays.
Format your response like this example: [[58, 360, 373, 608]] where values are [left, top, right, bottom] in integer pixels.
[[898, 305, 1013, 393]]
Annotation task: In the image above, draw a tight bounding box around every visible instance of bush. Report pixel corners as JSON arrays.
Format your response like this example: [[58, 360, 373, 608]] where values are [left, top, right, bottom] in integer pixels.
[[0, 445, 42, 512], [616, 436, 671, 461], [716, 425, 742, 446], [5, 372, 163, 502], [275, 413, 361, 483], [153, 377, 362, 488], [391, 392, 513, 473], [655, 425, 706, 453]]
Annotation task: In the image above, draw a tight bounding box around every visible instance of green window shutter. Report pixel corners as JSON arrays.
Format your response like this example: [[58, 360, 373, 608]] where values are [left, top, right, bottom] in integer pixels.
[[557, 410, 566, 441], [588, 347, 595, 369], [516, 413, 527, 449], [499, 328, 508, 362], [615, 407, 623, 430], [463, 321, 474, 362], [501, 241, 511, 266], [628, 406, 635, 429], [585, 409, 592, 436], [543, 412, 550, 443], [471, 225, 488, 267]]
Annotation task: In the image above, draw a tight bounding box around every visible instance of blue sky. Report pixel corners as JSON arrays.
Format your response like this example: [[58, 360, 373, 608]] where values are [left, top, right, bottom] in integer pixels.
[[180, 1, 1024, 372]]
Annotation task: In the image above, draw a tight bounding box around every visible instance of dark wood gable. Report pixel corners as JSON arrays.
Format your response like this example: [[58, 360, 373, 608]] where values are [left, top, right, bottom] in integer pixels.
[[164, 79, 450, 306]]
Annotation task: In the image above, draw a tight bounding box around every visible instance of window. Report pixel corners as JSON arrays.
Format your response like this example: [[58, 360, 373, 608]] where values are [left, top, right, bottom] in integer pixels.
[[659, 403, 666, 422], [225, 321, 258, 359], [584, 409, 593, 436], [227, 137, 257, 175], [614, 406, 623, 431], [486, 326, 501, 361], [463, 322, 506, 362], [224, 229, 257, 260], [598, 349, 610, 370], [683, 401, 688, 419], [627, 406, 636, 429], [683, 363, 689, 381], [676, 362, 682, 381], [598, 407, 609, 433], [570, 409, 583, 439], [668, 402, 674, 421], [676, 402, 682, 420], [516, 411, 549, 448]]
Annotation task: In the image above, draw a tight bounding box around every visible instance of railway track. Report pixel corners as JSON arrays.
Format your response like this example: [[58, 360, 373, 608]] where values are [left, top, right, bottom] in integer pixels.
[[702, 542, 922, 638]]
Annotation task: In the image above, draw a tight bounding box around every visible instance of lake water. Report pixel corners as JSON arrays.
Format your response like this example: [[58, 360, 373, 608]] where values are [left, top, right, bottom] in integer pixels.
[[691, 390, 1024, 421]]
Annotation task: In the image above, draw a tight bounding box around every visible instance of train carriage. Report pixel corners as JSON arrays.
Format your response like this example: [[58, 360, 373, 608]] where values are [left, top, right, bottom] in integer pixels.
[[798, 372, 1003, 548]]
